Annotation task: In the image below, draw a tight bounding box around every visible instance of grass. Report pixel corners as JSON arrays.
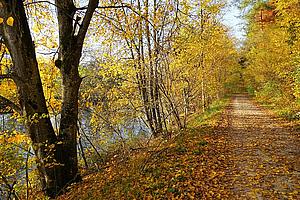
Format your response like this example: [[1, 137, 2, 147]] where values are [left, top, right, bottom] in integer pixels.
[[250, 92, 300, 131], [188, 98, 230, 128], [255, 96, 299, 119], [56, 97, 230, 200]]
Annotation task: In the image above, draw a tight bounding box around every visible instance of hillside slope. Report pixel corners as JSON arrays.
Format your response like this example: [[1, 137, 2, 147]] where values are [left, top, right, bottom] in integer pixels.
[[57, 95, 299, 199]]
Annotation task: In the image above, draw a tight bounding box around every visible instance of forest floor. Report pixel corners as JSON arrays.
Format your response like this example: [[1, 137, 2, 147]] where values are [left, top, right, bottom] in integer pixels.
[[58, 94, 299, 200]]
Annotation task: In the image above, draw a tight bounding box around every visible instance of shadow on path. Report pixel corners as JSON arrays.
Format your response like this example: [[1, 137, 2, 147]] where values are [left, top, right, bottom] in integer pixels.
[[223, 94, 300, 199]]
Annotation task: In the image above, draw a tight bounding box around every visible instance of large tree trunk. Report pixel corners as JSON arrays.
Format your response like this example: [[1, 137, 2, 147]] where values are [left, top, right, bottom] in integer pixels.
[[0, 0, 61, 196], [0, 0, 99, 197], [52, 0, 99, 193], [54, 0, 81, 188]]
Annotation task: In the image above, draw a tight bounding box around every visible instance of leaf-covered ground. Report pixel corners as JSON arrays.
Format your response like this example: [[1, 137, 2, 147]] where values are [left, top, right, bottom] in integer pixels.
[[57, 95, 299, 199], [222, 94, 300, 199]]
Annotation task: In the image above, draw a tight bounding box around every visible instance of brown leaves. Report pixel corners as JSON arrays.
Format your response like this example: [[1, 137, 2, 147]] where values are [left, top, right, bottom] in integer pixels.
[[58, 95, 299, 199], [58, 123, 231, 199], [221, 95, 300, 199]]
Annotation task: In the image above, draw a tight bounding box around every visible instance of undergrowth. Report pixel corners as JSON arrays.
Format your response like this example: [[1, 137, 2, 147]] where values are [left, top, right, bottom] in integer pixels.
[[54, 98, 229, 200], [250, 89, 300, 130]]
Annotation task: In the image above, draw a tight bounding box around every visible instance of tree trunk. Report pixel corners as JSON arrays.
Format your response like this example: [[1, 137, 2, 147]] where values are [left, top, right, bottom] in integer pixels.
[[136, 0, 156, 135], [0, 1, 61, 196], [145, 0, 159, 136], [55, 0, 99, 193], [54, 0, 81, 188], [152, 0, 163, 133], [200, 7, 206, 113], [0, 0, 99, 197]]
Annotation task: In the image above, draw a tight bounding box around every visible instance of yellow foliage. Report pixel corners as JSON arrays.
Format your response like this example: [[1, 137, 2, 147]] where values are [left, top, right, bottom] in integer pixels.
[[38, 58, 62, 114], [243, 0, 300, 115], [6, 16, 14, 26]]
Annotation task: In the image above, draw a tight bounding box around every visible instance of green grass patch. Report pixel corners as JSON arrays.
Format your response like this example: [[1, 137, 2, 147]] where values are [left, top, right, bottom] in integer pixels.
[[198, 140, 208, 147], [188, 98, 230, 128], [255, 95, 300, 121], [192, 149, 203, 155]]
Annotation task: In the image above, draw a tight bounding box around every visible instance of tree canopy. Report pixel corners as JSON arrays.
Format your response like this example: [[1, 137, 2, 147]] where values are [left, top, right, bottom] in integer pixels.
[[0, 0, 298, 198]]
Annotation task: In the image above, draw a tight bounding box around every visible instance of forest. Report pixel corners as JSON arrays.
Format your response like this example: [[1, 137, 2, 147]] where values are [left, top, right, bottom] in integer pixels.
[[0, 0, 299, 199]]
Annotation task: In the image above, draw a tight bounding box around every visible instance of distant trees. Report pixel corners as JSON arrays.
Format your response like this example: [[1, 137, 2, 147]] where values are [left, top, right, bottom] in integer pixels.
[[242, 0, 300, 116], [90, 0, 238, 135]]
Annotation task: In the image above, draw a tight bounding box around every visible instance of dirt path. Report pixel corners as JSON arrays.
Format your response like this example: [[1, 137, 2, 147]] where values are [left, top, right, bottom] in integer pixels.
[[223, 94, 300, 199], [57, 94, 299, 200]]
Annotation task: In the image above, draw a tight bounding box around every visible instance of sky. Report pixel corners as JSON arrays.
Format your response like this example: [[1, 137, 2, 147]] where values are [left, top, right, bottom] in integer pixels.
[[221, 1, 247, 43]]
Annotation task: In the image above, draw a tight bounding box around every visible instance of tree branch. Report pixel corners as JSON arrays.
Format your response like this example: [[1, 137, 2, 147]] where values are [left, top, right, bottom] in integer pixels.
[[77, 5, 130, 11], [24, 0, 57, 8], [0, 95, 21, 114], [76, 0, 99, 45], [0, 74, 12, 80], [26, 0, 81, 29], [94, 3, 156, 32]]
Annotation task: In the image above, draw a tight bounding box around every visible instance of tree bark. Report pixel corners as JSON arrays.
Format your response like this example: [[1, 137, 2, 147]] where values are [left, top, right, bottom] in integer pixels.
[[0, 0, 99, 197], [54, 0, 99, 193], [0, 0, 60, 196]]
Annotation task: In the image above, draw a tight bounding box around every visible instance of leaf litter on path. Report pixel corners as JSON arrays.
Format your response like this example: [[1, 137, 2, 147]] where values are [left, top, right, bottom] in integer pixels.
[[222, 94, 300, 199]]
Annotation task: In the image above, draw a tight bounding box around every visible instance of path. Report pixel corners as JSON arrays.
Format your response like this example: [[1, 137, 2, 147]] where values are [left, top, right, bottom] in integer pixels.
[[56, 94, 299, 199], [223, 94, 300, 199]]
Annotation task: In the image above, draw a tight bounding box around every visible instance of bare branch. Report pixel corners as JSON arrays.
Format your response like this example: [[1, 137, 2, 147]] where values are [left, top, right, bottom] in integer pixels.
[[0, 74, 12, 80], [76, 0, 99, 45], [24, 0, 57, 8], [26, 0, 81, 28], [77, 5, 130, 11], [24, 1, 128, 11]]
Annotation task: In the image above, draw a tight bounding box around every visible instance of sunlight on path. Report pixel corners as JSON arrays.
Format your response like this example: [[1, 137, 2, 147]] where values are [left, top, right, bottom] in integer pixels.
[[225, 94, 300, 199]]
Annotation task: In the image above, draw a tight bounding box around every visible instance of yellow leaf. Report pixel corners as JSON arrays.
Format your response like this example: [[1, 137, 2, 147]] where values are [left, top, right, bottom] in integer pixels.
[[0, 18, 3, 24], [6, 17, 14, 26]]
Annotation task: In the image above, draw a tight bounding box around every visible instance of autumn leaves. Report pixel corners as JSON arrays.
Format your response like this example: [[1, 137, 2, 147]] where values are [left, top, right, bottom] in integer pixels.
[[0, 16, 13, 26], [0, 17, 14, 26]]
